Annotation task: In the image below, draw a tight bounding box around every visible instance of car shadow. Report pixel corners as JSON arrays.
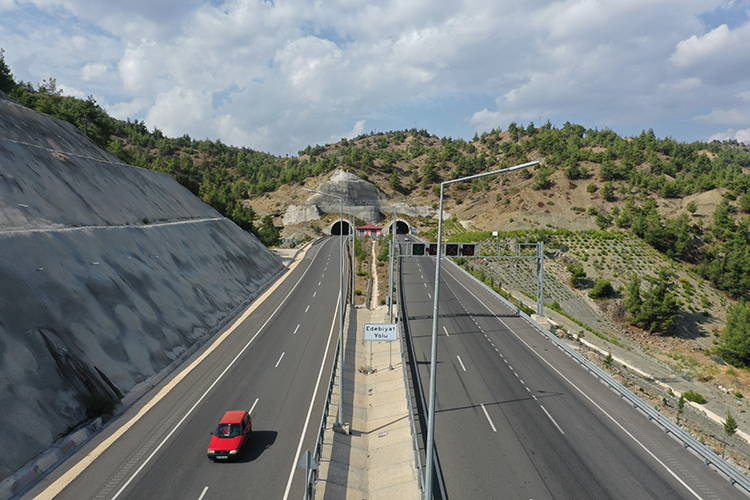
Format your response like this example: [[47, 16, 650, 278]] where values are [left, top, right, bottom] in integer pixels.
[[237, 430, 277, 463]]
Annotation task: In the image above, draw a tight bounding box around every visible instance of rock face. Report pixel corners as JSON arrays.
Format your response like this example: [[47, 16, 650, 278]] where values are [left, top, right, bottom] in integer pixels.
[[282, 204, 321, 226], [305, 169, 389, 224], [298, 169, 449, 227], [0, 91, 283, 480]]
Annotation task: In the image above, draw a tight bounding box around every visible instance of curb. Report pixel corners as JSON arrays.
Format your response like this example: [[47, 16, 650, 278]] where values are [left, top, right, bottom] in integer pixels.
[[0, 417, 104, 500], [2, 245, 310, 500]]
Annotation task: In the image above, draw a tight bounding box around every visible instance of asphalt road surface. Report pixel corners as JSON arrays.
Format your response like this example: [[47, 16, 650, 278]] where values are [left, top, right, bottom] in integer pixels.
[[23, 236, 345, 500], [401, 252, 745, 500]]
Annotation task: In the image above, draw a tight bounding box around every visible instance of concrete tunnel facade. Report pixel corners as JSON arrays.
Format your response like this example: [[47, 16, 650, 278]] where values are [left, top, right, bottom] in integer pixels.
[[327, 219, 411, 236]]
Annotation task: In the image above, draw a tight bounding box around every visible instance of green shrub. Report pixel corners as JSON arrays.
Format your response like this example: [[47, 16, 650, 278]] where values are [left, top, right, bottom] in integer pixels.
[[589, 278, 614, 299], [567, 263, 586, 287], [682, 390, 706, 404], [717, 301, 750, 368]]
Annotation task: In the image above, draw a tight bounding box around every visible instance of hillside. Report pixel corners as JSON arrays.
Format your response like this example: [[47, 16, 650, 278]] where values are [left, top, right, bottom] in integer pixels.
[[0, 90, 283, 485], [5, 56, 750, 478]]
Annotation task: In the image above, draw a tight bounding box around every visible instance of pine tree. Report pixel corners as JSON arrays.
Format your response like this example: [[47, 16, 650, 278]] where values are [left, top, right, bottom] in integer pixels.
[[722, 412, 738, 458], [718, 301, 750, 368], [0, 48, 16, 94]]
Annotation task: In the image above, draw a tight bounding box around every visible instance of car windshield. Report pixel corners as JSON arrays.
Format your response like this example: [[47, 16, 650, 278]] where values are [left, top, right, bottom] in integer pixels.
[[214, 423, 242, 437]]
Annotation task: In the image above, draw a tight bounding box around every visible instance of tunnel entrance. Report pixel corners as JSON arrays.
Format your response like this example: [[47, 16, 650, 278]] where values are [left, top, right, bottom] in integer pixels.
[[388, 220, 411, 235], [330, 220, 352, 235]]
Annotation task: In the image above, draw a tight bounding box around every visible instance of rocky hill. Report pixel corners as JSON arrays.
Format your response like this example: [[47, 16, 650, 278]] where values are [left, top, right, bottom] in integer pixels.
[[0, 91, 283, 482]]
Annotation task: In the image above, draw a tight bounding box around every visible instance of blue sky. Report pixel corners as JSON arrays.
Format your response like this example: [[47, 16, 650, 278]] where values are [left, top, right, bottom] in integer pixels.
[[1, 0, 749, 156]]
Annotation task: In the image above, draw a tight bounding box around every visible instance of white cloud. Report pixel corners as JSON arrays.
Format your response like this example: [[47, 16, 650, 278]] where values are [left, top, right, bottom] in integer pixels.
[[81, 62, 107, 81], [670, 20, 750, 84], [2, 1, 750, 154], [672, 24, 733, 67], [695, 108, 749, 124], [469, 108, 505, 132], [106, 98, 150, 121], [118, 42, 163, 93], [709, 127, 750, 144], [338, 120, 367, 142], [145, 86, 212, 137]]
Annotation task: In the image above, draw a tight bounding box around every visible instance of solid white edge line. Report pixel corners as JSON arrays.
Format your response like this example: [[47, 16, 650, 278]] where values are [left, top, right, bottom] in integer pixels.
[[109, 244, 329, 499], [540, 405, 565, 435], [456, 355, 467, 372], [443, 266, 705, 500], [197, 486, 209, 500], [480, 404, 497, 432], [35, 242, 323, 500], [275, 352, 286, 368], [282, 290, 340, 500]]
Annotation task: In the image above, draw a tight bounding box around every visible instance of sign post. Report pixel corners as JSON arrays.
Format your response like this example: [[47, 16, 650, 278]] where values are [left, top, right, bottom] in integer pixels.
[[364, 323, 398, 369], [297, 449, 318, 500]]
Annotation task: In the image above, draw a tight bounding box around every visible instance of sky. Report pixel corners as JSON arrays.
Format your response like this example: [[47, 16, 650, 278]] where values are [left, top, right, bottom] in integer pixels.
[[1, 0, 749, 156]]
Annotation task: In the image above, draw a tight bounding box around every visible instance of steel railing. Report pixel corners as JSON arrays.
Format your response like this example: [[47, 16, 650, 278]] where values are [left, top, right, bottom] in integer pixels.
[[310, 236, 351, 498], [399, 249, 449, 500]]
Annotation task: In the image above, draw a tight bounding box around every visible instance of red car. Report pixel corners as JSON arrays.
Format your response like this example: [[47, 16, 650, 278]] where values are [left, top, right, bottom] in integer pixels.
[[207, 410, 252, 461]]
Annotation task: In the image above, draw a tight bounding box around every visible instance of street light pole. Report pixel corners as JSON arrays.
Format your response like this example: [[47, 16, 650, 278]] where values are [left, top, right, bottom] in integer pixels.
[[351, 213, 356, 306], [302, 187, 346, 427], [423, 161, 538, 500]]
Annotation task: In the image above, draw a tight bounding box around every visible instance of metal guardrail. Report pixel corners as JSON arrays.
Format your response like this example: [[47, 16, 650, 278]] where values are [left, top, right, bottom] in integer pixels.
[[399, 252, 448, 500], [449, 258, 750, 495], [311, 334, 340, 492], [310, 236, 351, 498], [395, 251, 425, 495]]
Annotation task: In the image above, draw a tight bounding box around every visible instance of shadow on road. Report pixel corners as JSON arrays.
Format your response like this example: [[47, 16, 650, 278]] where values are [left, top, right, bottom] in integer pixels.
[[234, 430, 278, 463]]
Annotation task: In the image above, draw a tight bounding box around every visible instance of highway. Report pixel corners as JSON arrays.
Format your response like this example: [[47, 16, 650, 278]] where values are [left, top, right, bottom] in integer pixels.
[[401, 251, 744, 500], [23, 236, 345, 500]]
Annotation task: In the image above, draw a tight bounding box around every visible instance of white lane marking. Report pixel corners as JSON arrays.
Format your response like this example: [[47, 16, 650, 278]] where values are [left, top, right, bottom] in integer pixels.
[[443, 326, 449, 337], [424, 283, 427, 287], [456, 355, 467, 372], [36, 239, 323, 500], [318, 281, 321, 286], [249, 398, 259, 415], [313, 291, 317, 297], [444, 266, 706, 500], [540, 405, 565, 435], [275, 352, 285, 368], [305, 305, 310, 313], [282, 291, 341, 500], [294, 324, 300, 335], [428, 293, 432, 299], [198, 486, 209, 500], [481, 404, 497, 432]]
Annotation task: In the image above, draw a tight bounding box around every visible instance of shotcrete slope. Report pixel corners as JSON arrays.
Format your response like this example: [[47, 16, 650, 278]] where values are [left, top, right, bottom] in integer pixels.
[[0, 91, 283, 479]]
